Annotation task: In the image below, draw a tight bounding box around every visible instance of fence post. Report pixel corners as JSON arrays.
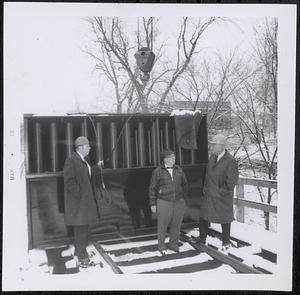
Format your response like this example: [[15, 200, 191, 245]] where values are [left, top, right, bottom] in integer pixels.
[[236, 182, 245, 223]]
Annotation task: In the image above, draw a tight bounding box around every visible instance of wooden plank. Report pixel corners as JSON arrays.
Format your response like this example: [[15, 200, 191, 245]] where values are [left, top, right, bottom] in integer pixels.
[[25, 164, 207, 178], [26, 172, 63, 179], [238, 177, 277, 189], [92, 242, 123, 274], [235, 184, 245, 223], [234, 198, 277, 214], [180, 234, 265, 274]]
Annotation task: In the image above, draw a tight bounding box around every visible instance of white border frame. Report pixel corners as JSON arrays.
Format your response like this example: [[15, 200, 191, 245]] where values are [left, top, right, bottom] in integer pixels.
[[3, 3, 296, 291]]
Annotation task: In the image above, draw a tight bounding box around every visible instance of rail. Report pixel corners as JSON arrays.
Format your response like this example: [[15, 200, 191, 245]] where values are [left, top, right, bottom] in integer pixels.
[[234, 176, 277, 223]]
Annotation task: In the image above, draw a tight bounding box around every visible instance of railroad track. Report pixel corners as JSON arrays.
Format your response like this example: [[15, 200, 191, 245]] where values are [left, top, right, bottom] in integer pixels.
[[91, 230, 275, 274]]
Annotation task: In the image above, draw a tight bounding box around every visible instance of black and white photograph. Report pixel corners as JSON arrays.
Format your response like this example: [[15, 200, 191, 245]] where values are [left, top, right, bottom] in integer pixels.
[[3, 2, 296, 291]]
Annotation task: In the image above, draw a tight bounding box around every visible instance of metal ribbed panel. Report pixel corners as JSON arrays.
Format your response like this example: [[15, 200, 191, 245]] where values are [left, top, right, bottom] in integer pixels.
[[155, 118, 160, 164], [50, 122, 58, 172], [35, 122, 43, 173], [138, 122, 146, 167], [66, 122, 73, 157], [96, 122, 104, 162], [191, 149, 195, 165], [81, 117, 88, 137], [124, 122, 132, 168], [164, 121, 170, 149], [24, 118, 30, 173], [110, 122, 118, 169], [151, 121, 158, 166], [147, 130, 152, 165]]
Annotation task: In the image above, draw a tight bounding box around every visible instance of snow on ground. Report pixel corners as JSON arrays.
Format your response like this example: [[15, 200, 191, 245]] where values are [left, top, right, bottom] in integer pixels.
[[209, 221, 277, 254], [101, 238, 166, 252], [23, 243, 115, 279], [110, 243, 194, 262], [28, 248, 49, 268], [110, 242, 195, 263], [242, 255, 277, 274], [184, 229, 200, 238], [184, 229, 225, 250], [101, 236, 236, 275], [21, 221, 277, 279], [192, 264, 236, 275], [184, 226, 277, 274], [120, 252, 213, 274]]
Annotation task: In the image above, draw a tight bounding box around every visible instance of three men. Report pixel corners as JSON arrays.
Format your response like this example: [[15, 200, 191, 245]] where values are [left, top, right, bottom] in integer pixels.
[[198, 134, 239, 250], [64, 131, 238, 263], [149, 149, 188, 255], [63, 136, 103, 266]]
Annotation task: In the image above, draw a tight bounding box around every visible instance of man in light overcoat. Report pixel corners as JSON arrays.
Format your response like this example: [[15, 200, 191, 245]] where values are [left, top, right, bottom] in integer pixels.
[[197, 134, 239, 251]]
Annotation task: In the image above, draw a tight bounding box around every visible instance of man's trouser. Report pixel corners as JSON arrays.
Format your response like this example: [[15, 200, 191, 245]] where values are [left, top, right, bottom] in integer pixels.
[[73, 225, 89, 259], [157, 198, 186, 251], [199, 217, 231, 246]]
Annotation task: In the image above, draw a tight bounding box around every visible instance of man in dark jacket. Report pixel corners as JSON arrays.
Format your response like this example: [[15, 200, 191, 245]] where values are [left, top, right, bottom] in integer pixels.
[[197, 134, 239, 251], [63, 136, 103, 266], [149, 149, 188, 255]]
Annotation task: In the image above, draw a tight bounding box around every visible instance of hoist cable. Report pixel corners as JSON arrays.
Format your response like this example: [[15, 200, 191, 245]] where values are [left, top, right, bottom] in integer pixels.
[[85, 112, 140, 206]]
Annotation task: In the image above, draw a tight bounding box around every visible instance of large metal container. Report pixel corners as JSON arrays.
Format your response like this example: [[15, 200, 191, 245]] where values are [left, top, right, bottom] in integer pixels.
[[24, 113, 208, 248]]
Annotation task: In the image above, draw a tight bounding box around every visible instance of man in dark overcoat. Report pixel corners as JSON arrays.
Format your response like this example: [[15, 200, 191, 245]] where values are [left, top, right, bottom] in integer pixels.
[[198, 134, 239, 251], [63, 136, 102, 266]]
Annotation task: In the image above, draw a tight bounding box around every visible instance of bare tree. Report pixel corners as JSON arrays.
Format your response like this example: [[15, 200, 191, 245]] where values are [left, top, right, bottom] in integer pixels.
[[155, 17, 221, 112], [85, 17, 162, 112], [85, 16, 221, 113], [172, 50, 254, 130], [229, 19, 278, 230], [253, 18, 278, 136], [170, 19, 278, 230]]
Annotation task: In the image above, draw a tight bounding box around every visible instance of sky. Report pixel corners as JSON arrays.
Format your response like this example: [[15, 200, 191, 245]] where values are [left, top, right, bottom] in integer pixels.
[[4, 3, 268, 115]]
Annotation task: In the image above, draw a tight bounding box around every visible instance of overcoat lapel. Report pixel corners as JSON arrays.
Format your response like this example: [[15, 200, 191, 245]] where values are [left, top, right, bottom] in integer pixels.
[[73, 152, 90, 179]]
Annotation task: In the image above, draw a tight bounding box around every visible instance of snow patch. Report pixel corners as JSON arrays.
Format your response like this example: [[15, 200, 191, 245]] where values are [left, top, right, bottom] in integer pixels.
[[121, 252, 213, 274], [28, 249, 48, 267], [192, 264, 236, 275], [61, 245, 75, 257], [170, 109, 202, 116], [101, 238, 162, 251], [210, 221, 277, 254], [110, 243, 194, 263]]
